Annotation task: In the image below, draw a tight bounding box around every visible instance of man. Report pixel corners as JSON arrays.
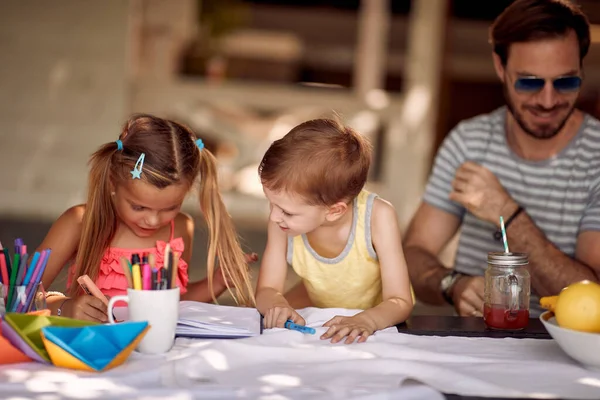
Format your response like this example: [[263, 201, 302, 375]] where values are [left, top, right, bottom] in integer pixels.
[[404, 0, 600, 317]]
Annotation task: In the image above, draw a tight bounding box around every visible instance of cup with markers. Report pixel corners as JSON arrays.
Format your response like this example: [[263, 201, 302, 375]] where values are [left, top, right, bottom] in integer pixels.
[[0, 239, 50, 316], [105, 244, 181, 354]]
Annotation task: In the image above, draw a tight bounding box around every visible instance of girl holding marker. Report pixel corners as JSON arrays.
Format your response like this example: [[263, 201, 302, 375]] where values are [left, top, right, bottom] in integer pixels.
[[39, 114, 256, 322]]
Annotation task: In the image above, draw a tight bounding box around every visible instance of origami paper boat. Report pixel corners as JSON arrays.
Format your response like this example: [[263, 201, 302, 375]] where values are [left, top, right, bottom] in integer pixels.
[[41, 321, 149, 371], [0, 310, 49, 365], [1, 313, 98, 363], [0, 322, 31, 365]]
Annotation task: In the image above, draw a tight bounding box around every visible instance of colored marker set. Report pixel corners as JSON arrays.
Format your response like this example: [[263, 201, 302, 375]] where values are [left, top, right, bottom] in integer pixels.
[[118, 244, 178, 291], [0, 239, 51, 314]]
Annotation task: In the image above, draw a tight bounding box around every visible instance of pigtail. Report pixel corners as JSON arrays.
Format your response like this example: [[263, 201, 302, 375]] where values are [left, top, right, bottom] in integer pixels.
[[70, 143, 119, 296], [198, 149, 255, 307]]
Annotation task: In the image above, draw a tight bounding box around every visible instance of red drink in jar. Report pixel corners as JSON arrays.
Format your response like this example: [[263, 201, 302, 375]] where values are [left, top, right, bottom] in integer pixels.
[[483, 252, 530, 331], [483, 304, 529, 330]]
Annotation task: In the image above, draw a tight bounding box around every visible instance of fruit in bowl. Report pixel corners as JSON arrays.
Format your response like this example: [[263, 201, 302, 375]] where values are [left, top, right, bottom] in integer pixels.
[[539, 280, 600, 333], [540, 311, 600, 370], [539, 280, 600, 369]]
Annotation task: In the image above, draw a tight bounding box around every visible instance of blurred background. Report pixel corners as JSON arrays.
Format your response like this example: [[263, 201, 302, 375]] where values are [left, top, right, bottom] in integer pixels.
[[2, 0, 600, 313]]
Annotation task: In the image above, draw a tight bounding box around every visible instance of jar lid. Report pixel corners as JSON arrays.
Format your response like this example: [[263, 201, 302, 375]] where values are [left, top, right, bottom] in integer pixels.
[[487, 252, 528, 266]]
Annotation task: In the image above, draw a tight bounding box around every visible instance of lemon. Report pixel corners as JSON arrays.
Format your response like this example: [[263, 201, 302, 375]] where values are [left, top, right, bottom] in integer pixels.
[[554, 280, 600, 333], [540, 295, 558, 312]]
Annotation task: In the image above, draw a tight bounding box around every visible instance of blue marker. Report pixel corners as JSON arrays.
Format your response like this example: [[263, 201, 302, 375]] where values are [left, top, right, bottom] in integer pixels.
[[285, 320, 316, 335]]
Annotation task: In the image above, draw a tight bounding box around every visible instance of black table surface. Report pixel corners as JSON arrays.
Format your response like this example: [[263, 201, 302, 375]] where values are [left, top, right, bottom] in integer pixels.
[[396, 315, 551, 339], [395, 315, 553, 400]]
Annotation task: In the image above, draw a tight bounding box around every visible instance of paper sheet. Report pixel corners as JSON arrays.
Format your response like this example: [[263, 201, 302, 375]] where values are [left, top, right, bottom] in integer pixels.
[[177, 301, 261, 338], [2, 306, 600, 399]]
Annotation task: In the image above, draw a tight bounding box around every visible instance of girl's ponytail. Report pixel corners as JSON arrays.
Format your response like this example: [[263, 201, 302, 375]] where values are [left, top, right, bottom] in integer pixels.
[[70, 142, 120, 295], [198, 149, 255, 306]]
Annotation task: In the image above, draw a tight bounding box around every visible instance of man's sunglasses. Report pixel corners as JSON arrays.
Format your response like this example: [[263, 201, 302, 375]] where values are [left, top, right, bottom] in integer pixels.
[[514, 76, 582, 93]]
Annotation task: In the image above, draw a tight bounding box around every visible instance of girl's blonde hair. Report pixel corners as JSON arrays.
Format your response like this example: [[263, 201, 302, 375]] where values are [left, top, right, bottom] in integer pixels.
[[71, 114, 255, 306]]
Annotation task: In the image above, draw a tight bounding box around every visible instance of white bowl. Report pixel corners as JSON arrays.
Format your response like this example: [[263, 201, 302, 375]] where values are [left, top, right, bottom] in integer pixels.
[[540, 311, 600, 370]]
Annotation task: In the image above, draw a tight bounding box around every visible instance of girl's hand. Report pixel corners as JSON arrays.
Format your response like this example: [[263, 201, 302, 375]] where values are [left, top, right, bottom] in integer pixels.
[[244, 252, 259, 264], [62, 295, 108, 322], [264, 305, 306, 329], [321, 314, 378, 344]]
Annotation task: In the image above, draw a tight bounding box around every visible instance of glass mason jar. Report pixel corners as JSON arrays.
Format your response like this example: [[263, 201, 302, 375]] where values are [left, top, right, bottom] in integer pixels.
[[483, 252, 531, 330]]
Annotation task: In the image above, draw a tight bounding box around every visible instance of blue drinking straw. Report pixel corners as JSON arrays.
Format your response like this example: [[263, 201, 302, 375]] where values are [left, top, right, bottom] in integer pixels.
[[500, 216, 510, 254]]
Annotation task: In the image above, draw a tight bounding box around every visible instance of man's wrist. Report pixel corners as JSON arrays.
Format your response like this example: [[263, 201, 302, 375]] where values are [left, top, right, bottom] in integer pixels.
[[498, 199, 520, 227], [440, 270, 465, 305]]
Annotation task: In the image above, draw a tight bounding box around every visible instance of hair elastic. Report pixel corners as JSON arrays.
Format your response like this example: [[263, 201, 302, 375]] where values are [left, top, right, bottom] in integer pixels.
[[196, 138, 204, 150], [115, 139, 123, 151], [130, 153, 145, 180]]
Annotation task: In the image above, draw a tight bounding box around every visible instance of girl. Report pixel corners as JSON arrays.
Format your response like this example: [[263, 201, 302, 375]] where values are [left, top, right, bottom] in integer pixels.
[[256, 118, 414, 344], [40, 114, 255, 322]]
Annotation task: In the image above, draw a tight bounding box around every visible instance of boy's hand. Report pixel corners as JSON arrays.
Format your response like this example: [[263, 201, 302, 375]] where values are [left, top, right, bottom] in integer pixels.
[[321, 313, 377, 344], [264, 305, 306, 329], [62, 295, 108, 322]]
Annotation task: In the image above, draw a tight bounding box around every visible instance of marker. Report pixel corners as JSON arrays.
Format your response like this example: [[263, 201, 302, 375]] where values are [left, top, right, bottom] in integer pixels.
[[284, 320, 315, 335], [131, 253, 140, 266], [151, 268, 158, 290], [170, 252, 179, 289], [0, 242, 9, 290], [6, 252, 20, 309], [77, 275, 109, 306], [142, 263, 151, 290], [16, 249, 50, 313], [118, 256, 133, 288], [22, 252, 40, 286], [132, 263, 142, 290]]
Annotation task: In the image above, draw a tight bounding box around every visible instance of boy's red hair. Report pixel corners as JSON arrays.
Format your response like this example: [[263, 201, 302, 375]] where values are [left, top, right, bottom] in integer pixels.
[[259, 118, 372, 206]]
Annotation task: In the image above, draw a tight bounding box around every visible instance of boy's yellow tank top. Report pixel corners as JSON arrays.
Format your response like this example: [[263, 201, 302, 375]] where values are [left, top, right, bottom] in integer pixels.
[[287, 189, 382, 309]]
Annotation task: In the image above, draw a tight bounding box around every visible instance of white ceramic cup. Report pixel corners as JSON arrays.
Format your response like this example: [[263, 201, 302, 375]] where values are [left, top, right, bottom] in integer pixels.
[[108, 287, 180, 354]]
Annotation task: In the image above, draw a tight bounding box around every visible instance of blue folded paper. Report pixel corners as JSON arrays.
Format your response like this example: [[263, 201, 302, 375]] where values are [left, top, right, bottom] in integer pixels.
[[41, 321, 149, 371]]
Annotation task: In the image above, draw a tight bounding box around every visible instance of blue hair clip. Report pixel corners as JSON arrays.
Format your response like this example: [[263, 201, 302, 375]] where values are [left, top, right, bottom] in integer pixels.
[[115, 139, 123, 151], [130, 153, 145, 180], [196, 138, 204, 150]]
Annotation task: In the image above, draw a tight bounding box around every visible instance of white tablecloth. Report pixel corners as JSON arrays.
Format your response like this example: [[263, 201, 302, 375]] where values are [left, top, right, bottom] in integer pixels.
[[1, 307, 600, 399]]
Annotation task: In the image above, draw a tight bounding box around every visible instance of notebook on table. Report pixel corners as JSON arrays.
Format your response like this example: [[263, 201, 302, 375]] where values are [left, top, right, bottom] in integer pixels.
[[113, 301, 263, 339], [176, 301, 263, 339]]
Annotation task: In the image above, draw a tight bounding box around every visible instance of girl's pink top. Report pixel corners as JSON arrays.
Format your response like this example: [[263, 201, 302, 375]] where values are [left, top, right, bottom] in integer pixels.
[[67, 220, 189, 297]]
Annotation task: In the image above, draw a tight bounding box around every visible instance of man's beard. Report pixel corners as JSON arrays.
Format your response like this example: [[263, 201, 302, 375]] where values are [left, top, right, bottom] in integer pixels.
[[504, 84, 574, 140]]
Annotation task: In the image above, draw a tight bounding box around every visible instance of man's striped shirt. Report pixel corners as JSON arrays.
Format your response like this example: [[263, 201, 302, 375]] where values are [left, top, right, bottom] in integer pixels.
[[423, 107, 600, 316]]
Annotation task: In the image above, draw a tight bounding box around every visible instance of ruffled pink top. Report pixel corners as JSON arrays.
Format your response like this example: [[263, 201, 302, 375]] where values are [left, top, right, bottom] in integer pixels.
[[67, 220, 189, 297]]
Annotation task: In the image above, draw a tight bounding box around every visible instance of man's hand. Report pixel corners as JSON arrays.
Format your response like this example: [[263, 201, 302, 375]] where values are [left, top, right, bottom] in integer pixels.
[[451, 276, 484, 317], [449, 162, 517, 224]]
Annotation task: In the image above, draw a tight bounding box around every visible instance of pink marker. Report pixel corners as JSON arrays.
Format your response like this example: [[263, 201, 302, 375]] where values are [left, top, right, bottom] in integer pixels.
[[142, 263, 151, 290]]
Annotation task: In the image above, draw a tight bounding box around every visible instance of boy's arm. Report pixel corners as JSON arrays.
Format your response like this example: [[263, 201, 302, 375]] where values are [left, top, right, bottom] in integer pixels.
[[255, 219, 291, 315], [360, 198, 414, 330]]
